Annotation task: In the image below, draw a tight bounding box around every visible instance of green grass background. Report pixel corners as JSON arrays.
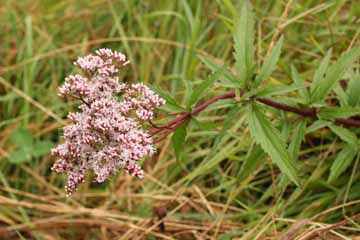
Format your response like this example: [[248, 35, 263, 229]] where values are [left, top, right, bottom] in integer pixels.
[[0, 0, 359, 239]]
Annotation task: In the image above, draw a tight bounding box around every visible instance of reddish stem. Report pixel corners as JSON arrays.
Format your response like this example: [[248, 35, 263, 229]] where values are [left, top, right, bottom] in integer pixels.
[[149, 91, 360, 138]]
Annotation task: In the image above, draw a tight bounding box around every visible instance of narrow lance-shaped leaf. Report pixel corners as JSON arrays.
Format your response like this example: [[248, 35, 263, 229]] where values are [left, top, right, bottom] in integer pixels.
[[247, 104, 299, 185], [255, 35, 283, 85], [333, 84, 348, 107], [184, 79, 193, 110], [222, 0, 237, 17], [328, 124, 358, 150], [198, 55, 238, 87], [347, 72, 360, 107], [189, 69, 224, 107], [312, 47, 360, 102], [212, 105, 241, 152], [233, 0, 254, 86], [310, 49, 332, 94], [306, 120, 329, 134], [149, 85, 184, 112], [318, 106, 360, 120], [328, 144, 357, 182], [291, 65, 310, 103], [172, 120, 190, 161], [238, 144, 265, 181], [288, 120, 307, 161]]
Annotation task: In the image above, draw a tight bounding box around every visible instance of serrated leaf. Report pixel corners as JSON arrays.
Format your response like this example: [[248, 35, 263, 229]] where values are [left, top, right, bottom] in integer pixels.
[[291, 65, 310, 103], [318, 106, 360, 120], [328, 144, 357, 182], [233, 0, 254, 85], [9, 148, 32, 164], [255, 35, 283, 85], [289, 120, 307, 160], [247, 104, 299, 185], [189, 69, 223, 107], [172, 120, 189, 160], [310, 49, 332, 94], [328, 124, 358, 149], [238, 144, 265, 181], [32, 140, 55, 157], [312, 47, 360, 102]]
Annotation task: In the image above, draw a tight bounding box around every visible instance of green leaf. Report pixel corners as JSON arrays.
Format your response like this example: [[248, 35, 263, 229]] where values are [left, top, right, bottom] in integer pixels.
[[333, 84, 348, 107], [191, 117, 217, 131], [318, 106, 360, 120], [32, 140, 55, 157], [9, 148, 32, 164], [254, 83, 305, 98], [328, 124, 358, 150], [184, 80, 193, 110], [11, 128, 33, 149], [198, 55, 238, 88], [233, 0, 254, 86], [255, 35, 283, 85], [310, 49, 332, 94], [306, 120, 329, 134], [238, 144, 265, 181], [172, 120, 189, 160], [203, 99, 236, 112], [247, 104, 299, 185], [212, 105, 241, 152], [189, 69, 223, 107], [291, 65, 310, 103], [311, 47, 360, 102], [328, 144, 357, 182], [222, 0, 237, 17], [149, 85, 184, 112], [288, 120, 307, 160], [347, 72, 360, 107]]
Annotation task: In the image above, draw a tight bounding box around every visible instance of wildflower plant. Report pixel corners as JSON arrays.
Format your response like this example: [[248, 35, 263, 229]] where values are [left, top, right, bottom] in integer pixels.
[[52, 1, 360, 196], [51, 49, 165, 194]]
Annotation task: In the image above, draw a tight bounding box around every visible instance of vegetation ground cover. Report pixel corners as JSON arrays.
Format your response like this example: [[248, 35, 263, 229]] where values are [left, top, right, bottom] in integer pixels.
[[0, 1, 360, 239]]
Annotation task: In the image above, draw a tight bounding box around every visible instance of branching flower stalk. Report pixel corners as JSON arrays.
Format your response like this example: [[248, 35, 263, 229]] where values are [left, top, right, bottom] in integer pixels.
[[51, 49, 165, 195], [53, 48, 360, 195]]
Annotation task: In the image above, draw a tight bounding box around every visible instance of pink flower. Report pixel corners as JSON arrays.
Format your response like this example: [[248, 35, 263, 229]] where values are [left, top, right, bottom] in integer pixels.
[[52, 49, 165, 195]]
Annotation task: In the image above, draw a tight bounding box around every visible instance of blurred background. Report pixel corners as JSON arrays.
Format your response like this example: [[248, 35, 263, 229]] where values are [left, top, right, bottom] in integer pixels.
[[0, 0, 359, 239]]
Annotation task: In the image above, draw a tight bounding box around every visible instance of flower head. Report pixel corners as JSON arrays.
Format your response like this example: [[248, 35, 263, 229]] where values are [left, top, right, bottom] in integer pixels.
[[51, 49, 165, 195]]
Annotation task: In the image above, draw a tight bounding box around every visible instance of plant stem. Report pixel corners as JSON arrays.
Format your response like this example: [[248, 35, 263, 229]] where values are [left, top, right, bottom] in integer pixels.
[[150, 91, 360, 138]]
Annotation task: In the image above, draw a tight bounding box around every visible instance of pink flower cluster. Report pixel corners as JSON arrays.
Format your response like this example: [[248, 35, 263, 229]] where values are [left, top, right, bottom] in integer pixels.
[[51, 49, 165, 195]]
